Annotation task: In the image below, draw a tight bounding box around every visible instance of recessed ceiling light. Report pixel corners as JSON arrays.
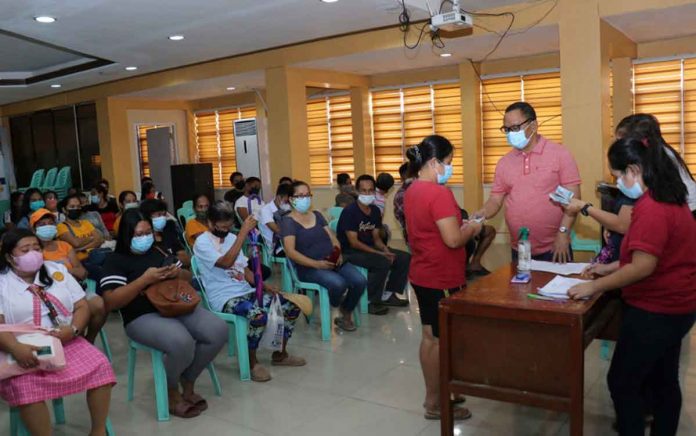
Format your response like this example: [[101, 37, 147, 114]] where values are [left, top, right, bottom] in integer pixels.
[[125, 66, 138, 71], [440, 53, 452, 58], [320, 0, 339, 3], [226, 86, 236, 91], [168, 35, 184, 41], [50, 84, 62, 88], [34, 16, 56, 23]]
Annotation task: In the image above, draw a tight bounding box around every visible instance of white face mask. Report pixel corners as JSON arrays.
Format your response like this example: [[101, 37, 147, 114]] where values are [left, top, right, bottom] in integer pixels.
[[358, 194, 375, 206]]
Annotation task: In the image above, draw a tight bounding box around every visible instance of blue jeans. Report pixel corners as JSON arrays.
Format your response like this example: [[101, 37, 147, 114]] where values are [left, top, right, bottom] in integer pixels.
[[299, 263, 367, 312]]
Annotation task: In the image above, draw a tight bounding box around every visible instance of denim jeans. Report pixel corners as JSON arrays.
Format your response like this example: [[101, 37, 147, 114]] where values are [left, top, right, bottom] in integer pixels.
[[299, 263, 367, 312]]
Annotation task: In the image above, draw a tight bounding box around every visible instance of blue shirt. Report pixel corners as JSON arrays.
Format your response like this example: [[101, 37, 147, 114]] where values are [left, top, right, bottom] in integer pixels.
[[193, 231, 254, 312], [280, 211, 333, 275], [336, 202, 382, 249]]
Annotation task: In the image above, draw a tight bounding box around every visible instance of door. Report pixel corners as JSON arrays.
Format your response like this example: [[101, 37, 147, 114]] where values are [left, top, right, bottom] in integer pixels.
[[146, 126, 176, 212], [234, 119, 261, 180]]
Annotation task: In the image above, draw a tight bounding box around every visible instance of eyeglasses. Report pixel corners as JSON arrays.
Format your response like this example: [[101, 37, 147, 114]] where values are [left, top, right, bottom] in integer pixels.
[[291, 194, 313, 199], [500, 118, 534, 134]]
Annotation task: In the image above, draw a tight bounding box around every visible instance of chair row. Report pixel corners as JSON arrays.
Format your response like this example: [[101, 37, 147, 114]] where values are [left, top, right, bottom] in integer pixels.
[[17, 167, 72, 199]]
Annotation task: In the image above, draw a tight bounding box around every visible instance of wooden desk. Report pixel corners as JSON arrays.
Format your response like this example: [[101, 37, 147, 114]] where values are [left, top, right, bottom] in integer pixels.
[[439, 264, 620, 436]]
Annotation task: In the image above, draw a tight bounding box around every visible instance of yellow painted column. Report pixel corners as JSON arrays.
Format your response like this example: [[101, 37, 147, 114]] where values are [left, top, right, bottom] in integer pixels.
[[459, 62, 482, 211], [559, 0, 635, 237], [350, 86, 374, 177], [265, 66, 310, 183], [95, 98, 136, 193], [612, 57, 634, 132]]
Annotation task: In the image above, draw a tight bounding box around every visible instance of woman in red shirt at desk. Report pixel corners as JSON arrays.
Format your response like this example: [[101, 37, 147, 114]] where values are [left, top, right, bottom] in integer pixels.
[[569, 136, 696, 436], [404, 135, 482, 421]]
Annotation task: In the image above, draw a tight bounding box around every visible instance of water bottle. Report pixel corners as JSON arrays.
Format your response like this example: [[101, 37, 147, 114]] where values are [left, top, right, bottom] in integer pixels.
[[517, 227, 531, 274]]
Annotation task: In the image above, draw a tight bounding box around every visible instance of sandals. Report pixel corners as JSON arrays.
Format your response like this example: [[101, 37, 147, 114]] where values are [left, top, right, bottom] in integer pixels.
[[169, 401, 201, 419], [334, 317, 357, 332], [251, 364, 272, 382], [183, 393, 208, 412], [424, 407, 472, 421], [271, 354, 307, 367]]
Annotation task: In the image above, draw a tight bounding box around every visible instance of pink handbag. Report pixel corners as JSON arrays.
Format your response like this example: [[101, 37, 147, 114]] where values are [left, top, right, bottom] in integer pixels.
[[0, 324, 66, 380]]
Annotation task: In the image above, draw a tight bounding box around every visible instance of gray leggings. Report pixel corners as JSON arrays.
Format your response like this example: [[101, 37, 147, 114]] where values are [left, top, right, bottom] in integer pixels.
[[125, 306, 227, 388]]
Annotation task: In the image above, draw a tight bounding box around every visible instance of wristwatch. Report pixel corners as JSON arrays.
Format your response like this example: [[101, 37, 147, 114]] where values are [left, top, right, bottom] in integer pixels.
[[580, 203, 593, 216], [559, 226, 568, 234]]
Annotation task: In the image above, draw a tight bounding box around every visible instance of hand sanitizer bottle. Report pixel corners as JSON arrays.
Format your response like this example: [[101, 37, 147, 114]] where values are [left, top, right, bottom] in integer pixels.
[[517, 227, 532, 274]]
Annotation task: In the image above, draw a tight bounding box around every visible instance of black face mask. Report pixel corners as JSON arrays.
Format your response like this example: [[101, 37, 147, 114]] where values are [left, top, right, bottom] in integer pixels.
[[249, 187, 260, 196], [66, 209, 82, 220], [196, 211, 208, 220], [234, 181, 245, 190], [211, 229, 229, 239]]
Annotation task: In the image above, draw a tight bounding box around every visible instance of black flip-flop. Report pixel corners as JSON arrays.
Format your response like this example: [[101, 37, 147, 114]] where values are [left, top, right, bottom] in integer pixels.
[[169, 401, 201, 419]]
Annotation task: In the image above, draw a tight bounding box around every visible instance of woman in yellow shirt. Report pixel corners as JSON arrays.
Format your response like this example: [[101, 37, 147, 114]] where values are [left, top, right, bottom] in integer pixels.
[[185, 194, 211, 248]]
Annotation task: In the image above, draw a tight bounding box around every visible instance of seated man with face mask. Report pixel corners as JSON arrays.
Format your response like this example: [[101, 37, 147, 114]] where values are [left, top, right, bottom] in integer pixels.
[[259, 183, 294, 257], [336, 174, 411, 315]]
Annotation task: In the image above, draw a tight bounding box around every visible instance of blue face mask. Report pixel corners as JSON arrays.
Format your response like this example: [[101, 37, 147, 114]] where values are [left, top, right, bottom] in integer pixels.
[[506, 128, 532, 150], [152, 216, 167, 232], [437, 162, 453, 185], [35, 224, 57, 241], [617, 175, 644, 199], [30, 200, 45, 211], [131, 234, 154, 254], [90, 195, 100, 205], [292, 197, 311, 213]]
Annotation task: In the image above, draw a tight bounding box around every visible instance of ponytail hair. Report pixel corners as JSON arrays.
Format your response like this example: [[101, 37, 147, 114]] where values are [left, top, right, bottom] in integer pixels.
[[405, 135, 454, 174], [608, 137, 687, 205], [616, 113, 694, 182]]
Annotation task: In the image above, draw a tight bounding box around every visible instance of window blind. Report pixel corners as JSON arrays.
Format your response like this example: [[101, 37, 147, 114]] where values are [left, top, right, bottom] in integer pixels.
[[480, 71, 563, 184], [136, 125, 155, 178], [306, 98, 330, 186], [370, 83, 464, 183], [194, 105, 257, 188], [328, 95, 355, 180]]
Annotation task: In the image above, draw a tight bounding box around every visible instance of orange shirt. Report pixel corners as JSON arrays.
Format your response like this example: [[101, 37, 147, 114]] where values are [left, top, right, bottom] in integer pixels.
[[113, 214, 122, 234], [185, 219, 208, 248], [42, 241, 74, 270]]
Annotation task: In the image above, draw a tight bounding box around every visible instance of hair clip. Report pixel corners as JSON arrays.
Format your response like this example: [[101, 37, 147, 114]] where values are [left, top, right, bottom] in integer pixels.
[[411, 145, 422, 162]]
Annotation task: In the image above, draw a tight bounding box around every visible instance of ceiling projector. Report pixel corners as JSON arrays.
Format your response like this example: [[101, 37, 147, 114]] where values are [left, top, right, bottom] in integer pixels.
[[430, 9, 473, 32]]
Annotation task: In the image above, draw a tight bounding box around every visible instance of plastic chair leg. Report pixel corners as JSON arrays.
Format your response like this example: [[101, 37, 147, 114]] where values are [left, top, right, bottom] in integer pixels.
[[10, 406, 21, 436], [235, 320, 251, 381], [359, 290, 368, 314], [126, 346, 136, 402], [99, 329, 113, 362], [227, 323, 236, 358], [353, 304, 361, 328], [106, 416, 115, 436], [600, 340, 612, 361], [281, 263, 292, 293], [319, 288, 331, 341], [52, 397, 65, 424], [150, 350, 170, 422], [207, 363, 223, 396]]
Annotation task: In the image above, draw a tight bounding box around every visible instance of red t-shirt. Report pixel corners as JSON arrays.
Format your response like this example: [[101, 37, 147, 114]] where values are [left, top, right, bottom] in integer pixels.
[[404, 180, 466, 289], [619, 193, 696, 314]]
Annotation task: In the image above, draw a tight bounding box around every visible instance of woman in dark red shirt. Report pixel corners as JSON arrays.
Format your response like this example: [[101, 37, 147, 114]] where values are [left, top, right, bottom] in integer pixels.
[[404, 135, 481, 421], [569, 136, 696, 435]]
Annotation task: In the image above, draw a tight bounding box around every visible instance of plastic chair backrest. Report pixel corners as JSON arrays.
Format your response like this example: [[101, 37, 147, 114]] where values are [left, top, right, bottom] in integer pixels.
[[182, 200, 193, 211], [329, 219, 338, 233], [0, 200, 10, 228], [54, 166, 71, 186], [42, 167, 58, 188], [328, 206, 343, 220], [177, 208, 194, 227], [29, 169, 45, 188], [190, 256, 213, 311]]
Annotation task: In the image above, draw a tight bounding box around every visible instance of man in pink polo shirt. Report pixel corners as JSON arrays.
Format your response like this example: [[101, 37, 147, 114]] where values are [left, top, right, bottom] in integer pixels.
[[475, 102, 581, 263]]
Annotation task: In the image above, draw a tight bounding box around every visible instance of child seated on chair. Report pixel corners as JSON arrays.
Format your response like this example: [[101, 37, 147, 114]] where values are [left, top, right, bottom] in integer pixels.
[[0, 229, 115, 435], [193, 201, 306, 383]]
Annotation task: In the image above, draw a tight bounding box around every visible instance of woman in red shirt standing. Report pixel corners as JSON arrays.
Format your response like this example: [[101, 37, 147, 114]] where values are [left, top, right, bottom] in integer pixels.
[[569, 136, 696, 435], [404, 135, 482, 421]]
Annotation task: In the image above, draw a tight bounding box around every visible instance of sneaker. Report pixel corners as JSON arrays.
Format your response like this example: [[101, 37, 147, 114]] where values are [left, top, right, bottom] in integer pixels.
[[368, 303, 389, 315], [381, 294, 408, 307]]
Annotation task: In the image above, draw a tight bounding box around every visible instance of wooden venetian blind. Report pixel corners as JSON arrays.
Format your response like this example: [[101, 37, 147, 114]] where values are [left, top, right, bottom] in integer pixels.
[[136, 125, 156, 178], [328, 95, 355, 180], [433, 83, 464, 183], [370, 83, 464, 183], [684, 58, 696, 174], [194, 105, 257, 188], [480, 71, 562, 184], [306, 98, 330, 186]]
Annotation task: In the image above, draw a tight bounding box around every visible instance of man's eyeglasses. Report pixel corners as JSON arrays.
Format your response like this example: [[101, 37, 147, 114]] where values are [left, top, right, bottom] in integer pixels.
[[500, 118, 534, 134]]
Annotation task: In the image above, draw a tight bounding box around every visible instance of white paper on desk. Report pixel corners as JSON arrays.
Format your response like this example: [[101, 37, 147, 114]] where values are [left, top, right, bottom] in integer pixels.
[[530, 260, 590, 276], [537, 276, 591, 299]]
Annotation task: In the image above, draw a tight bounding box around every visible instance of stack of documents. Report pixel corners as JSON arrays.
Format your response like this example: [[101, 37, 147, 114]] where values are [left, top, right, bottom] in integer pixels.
[[537, 276, 591, 300], [530, 260, 589, 276]]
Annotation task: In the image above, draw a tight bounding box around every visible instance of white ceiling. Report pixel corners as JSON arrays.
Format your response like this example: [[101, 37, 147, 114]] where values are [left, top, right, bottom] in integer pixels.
[[121, 71, 266, 101], [0, 0, 528, 106], [604, 3, 696, 43]]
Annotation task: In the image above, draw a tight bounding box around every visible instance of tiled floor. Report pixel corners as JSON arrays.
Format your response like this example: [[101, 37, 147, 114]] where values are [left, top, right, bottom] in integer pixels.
[[2, 245, 695, 435]]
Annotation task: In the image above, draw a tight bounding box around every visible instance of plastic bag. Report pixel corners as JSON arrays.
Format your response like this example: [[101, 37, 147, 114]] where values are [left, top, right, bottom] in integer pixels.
[[259, 295, 284, 352]]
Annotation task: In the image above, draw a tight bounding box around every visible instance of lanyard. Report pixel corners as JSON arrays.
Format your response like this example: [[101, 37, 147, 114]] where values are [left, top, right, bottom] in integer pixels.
[[28, 284, 63, 328]]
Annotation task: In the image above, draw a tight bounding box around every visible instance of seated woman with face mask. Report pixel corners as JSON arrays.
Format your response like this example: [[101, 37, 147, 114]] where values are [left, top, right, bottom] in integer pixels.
[[112, 190, 139, 235], [185, 194, 211, 248], [57, 194, 106, 281], [16, 188, 45, 230], [139, 199, 190, 268]]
